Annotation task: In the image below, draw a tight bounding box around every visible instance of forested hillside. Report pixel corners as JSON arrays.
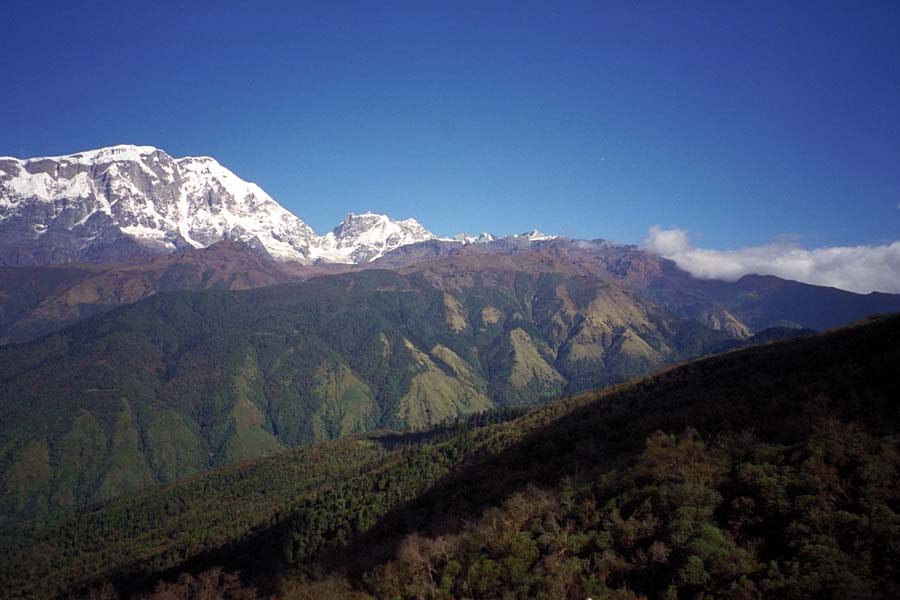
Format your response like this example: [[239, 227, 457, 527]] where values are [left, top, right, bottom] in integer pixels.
[[0, 260, 738, 526], [3, 314, 897, 599]]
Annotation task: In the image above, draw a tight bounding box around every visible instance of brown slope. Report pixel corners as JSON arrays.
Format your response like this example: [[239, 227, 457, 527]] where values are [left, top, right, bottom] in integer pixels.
[[0, 240, 294, 344], [392, 238, 900, 336]]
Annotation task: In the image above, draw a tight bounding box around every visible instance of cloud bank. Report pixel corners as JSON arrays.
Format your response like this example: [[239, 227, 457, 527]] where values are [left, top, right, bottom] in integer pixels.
[[643, 226, 900, 294]]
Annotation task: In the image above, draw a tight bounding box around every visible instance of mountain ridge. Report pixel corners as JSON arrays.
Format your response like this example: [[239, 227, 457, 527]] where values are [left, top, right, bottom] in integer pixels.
[[0, 240, 293, 344], [2, 237, 899, 348], [0, 144, 559, 267], [1, 241, 897, 527], [0, 145, 445, 265], [0, 259, 737, 526]]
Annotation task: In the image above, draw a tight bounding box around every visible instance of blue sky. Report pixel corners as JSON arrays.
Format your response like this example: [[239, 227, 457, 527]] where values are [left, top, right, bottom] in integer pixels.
[[2, 0, 899, 248]]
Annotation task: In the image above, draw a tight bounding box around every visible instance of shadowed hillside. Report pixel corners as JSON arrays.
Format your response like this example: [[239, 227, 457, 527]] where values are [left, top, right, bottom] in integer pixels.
[[2, 314, 897, 599]]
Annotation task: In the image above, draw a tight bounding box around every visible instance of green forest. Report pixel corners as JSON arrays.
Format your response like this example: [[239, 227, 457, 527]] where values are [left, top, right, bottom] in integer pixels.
[[0, 265, 741, 527], [2, 314, 897, 599]]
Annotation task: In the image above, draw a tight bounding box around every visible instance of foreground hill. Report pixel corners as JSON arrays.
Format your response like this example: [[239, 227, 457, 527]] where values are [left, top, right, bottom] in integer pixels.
[[2, 314, 897, 599]]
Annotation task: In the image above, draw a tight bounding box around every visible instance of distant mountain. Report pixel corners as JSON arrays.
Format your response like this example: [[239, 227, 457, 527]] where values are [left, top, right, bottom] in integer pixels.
[[0, 240, 293, 345], [2, 237, 898, 349], [3, 145, 900, 545], [452, 230, 555, 244], [0, 145, 570, 268], [3, 236, 899, 526], [639, 258, 900, 334], [492, 238, 900, 336], [0, 145, 321, 263], [454, 232, 496, 244], [314, 212, 435, 263], [0, 146, 443, 266]]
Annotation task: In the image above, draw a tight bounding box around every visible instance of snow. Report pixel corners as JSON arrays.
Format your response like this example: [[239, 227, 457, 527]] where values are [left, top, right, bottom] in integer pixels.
[[515, 230, 557, 241], [0, 144, 161, 166], [455, 232, 496, 244], [5, 170, 52, 201], [120, 224, 169, 240], [0, 146, 319, 261], [310, 212, 436, 263], [0, 144, 558, 264], [1, 169, 94, 203]]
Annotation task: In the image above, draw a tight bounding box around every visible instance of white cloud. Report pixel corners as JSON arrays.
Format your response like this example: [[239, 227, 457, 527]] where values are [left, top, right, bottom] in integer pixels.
[[643, 225, 900, 294]]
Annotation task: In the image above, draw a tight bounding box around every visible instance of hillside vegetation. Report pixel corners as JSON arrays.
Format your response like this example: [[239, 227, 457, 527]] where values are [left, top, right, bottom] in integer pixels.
[[0, 264, 734, 526], [2, 314, 897, 599]]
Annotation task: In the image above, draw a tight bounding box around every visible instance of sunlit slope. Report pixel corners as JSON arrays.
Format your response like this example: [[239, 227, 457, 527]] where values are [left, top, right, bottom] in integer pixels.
[[0, 264, 731, 525]]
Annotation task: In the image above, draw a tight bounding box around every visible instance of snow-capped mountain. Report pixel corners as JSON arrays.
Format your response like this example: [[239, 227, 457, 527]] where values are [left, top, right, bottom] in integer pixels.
[[454, 232, 496, 244], [0, 145, 321, 264], [0, 144, 554, 266], [513, 229, 556, 241], [453, 230, 557, 244], [314, 212, 435, 263]]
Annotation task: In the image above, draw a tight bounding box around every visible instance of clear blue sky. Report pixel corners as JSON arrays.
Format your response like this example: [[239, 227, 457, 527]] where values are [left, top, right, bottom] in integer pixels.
[[2, 0, 898, 247]]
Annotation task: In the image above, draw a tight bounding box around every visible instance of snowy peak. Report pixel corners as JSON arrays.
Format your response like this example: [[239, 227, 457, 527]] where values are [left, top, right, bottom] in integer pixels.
[[313, 211, 436, 263], [452, 230, 558, 244], [0, 146, 440, 265], [0, 144, 558, 267], [2, 144, 161, 166], [0, 145, 319, 264], [514, 229, 556, 241], [454, 232, 495, 244]]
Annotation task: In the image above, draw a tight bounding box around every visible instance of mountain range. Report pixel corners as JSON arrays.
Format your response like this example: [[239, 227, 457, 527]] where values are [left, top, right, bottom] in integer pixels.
[[0, 145, 557, 266], [2, 237, 899, 528], [2, 145, 899, 543]]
